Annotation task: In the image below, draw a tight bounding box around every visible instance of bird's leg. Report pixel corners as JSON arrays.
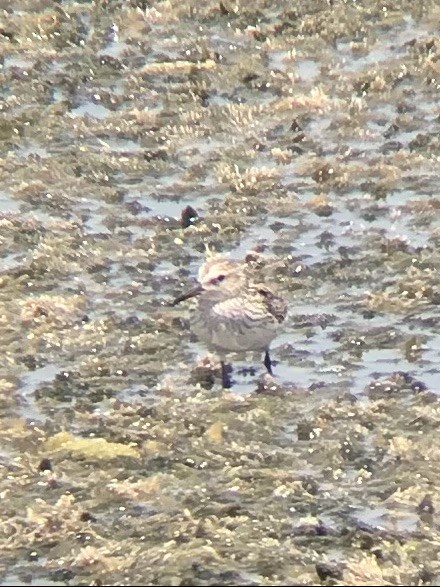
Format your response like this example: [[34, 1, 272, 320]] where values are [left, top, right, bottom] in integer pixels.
[[221, 361, 233, 388], [264, 349, 273, 375]]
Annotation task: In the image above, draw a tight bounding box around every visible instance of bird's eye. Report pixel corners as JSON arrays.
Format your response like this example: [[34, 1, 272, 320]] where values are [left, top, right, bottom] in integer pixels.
[[210, 274, 226, 285]]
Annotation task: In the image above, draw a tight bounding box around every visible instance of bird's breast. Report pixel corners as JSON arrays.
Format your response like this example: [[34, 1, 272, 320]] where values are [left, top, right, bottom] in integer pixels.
[[190, 295, 281, 352]]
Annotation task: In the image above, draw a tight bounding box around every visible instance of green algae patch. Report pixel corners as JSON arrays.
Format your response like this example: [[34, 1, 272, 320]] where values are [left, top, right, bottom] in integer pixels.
[[44, 431, 140, 460], [1, 0, 440, 585]]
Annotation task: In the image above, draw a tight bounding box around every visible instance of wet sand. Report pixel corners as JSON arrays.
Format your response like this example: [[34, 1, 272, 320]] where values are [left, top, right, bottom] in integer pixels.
[[0, 0, 439, 585]]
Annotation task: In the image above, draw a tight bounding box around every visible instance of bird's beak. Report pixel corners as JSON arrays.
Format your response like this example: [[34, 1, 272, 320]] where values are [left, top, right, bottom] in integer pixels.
[[171, 284, 204, 306]]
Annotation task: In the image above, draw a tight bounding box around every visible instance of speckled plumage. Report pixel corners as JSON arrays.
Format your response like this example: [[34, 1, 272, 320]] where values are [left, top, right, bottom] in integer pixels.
[[172, 255, 287, 387]]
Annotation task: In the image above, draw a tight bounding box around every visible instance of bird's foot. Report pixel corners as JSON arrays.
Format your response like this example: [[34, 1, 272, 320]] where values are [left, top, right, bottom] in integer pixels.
[[221, 361, 233, 389], [264, 349, 273, 375]]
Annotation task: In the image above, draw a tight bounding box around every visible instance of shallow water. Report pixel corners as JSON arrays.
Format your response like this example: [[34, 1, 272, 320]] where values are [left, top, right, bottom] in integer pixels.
[[0, 0, 440, 585]]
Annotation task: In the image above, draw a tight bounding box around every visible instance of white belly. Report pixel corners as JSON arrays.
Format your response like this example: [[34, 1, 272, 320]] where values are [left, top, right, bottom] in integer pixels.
[[191, 303, 278, 353]]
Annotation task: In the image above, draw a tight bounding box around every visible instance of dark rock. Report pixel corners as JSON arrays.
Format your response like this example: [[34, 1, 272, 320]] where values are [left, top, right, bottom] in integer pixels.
[[316, 562, 343, 581], [181, 205, 198, 228], [417, 494, 435, 515], [38, 458, 53, 472]]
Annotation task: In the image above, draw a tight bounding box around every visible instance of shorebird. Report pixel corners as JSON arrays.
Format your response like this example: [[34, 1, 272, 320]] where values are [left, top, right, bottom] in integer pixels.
[[171, 253, 287, 388]]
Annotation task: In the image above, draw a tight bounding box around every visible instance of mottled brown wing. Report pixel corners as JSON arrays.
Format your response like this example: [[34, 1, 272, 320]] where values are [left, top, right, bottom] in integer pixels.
[[257, 287, 288, 323]]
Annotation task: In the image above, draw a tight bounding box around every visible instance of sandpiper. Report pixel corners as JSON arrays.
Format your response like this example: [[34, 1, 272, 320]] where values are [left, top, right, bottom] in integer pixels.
[[171, 253, 287, 388]]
